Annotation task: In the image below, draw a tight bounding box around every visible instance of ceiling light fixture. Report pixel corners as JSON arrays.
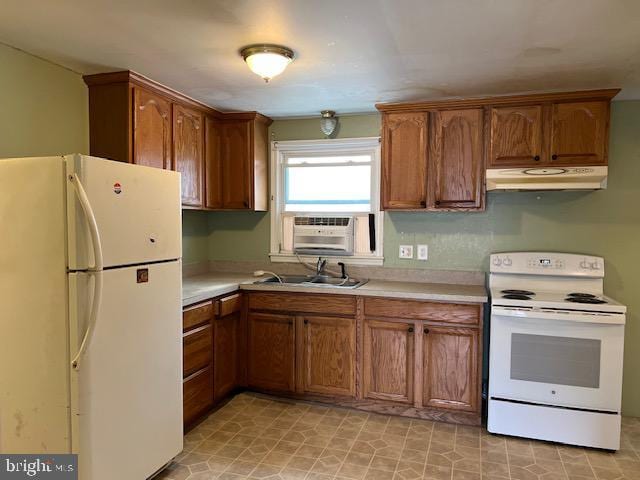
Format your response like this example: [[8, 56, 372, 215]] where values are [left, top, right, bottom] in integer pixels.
[[320, 110, 338, 137], [240, 44, 294, 83]]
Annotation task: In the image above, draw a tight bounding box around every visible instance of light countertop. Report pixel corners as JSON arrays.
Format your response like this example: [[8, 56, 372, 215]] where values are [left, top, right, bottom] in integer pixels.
[[182, 272, 487, 307]]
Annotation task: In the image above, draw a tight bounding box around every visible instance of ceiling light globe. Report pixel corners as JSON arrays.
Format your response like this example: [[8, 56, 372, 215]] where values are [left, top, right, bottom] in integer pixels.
[[240, 45, 294, 82]]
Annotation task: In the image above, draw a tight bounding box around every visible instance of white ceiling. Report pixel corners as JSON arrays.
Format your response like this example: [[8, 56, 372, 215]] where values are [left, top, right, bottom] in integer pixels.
[[2, 0, 640, 117]]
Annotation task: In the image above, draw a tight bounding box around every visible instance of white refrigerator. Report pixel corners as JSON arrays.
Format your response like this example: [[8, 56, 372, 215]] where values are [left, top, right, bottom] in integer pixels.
[[0, 154, 183, 479]]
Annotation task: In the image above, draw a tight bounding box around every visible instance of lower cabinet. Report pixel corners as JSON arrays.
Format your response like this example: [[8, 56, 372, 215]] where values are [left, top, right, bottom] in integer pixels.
[[182, 292, 243, 430], [182, 301, 214, 427], [184, 291, 483, 427], [363, 320, 414, 404], [213, 293, 242, 402], [183, 366, 213, 426], [302, 315, 356, 397], [247, 312, 296, 392], [422, 325, 479, 412]]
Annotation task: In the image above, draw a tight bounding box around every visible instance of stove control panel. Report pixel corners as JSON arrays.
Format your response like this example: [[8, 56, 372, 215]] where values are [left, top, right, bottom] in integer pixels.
[[490, 252, 604, 277]]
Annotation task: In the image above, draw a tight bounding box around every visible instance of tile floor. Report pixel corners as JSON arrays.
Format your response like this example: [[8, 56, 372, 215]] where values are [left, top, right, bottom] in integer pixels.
[[157, 393, 640, 480]]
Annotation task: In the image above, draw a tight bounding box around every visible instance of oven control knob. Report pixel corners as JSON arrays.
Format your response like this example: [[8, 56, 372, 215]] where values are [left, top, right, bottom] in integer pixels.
[[580, 259, 590, 269], [590, 261, 602, 270], [492, 257, 502, 266], [503, 257, 512, 266]]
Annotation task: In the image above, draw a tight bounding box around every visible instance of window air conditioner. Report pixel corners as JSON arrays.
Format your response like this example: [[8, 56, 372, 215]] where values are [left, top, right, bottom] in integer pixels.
[[293, 216, 354, 256]]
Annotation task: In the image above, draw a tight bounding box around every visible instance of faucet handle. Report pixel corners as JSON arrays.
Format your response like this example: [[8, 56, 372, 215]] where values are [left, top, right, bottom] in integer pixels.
[[338, 262, 347, 279]]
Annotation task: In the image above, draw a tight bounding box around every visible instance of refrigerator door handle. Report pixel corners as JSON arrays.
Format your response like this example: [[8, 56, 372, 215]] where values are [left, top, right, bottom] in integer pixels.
[[71, 271, 103, 370], [68, 173, 104, 271], [69, 174, 104, 369]]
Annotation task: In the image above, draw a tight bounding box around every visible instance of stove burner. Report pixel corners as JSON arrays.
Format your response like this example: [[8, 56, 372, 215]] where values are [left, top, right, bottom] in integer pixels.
[[501, 289, 535, 296], [567, 292, 597, 299], [502, 294, 533, 300], [566, 297, 607, 304]]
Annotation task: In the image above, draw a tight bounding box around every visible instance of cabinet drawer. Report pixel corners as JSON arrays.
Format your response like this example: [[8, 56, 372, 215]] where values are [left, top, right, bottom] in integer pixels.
[[249, 293, 356, 316], [183, 366, 213, 426], [216, 293, 242, 317], [183, 324, 213, 377], [364, 298, 480, 325], [183, 301, 213, 331]]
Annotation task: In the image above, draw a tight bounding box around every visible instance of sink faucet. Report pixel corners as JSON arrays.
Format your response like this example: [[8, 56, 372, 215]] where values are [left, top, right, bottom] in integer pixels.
[[316, 257, 328, 276]]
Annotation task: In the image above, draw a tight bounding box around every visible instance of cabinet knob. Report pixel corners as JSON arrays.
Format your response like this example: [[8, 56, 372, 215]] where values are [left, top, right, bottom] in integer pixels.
[[243, 201, 249, 208], [304, 319, 309, 325], [288, 320, 293, 326], [420, 201, 426, 207], [434, 200, 441, 206], [424, 328, 430, 334], [534, 155, 540, 161], [552, 154, 558, 160], [408, 327, 414, 333]]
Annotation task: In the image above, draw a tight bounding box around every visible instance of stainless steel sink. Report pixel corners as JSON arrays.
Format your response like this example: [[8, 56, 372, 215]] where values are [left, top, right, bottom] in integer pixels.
[[253, 274, 367, 289]]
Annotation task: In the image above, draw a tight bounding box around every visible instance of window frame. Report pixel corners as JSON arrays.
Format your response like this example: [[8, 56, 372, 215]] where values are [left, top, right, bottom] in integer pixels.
[[269, 137, 384, 266]]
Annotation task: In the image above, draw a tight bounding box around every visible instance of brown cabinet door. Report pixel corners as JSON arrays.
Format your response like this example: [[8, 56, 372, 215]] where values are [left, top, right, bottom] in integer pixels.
[[205, 116, 223, 209], [247, 312, 295, 392], [363, 319, 414, 403], [132, 87, 172, 169], [381, 112, 428, 209], [429, 109, 484, 209], [422, 325, 478, 412], [173, 104, 204, 207], [550, 101, 609, 165], [183, 365, 213, 426], [302, 316, 356, 397], [222, 121, 252, 209], [488, 105, 545, 167], [213, 309, 239, 402]]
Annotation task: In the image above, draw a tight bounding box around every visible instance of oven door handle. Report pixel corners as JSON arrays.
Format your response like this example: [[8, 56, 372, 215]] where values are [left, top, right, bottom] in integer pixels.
[[492, 306, 625, 325]]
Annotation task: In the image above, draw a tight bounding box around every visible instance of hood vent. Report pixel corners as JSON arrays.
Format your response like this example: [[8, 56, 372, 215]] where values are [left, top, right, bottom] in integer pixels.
[[487, 166, 608, 191]]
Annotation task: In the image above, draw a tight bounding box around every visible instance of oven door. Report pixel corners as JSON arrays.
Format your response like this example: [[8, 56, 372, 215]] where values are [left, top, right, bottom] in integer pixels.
[[489, 307, 625, 412]]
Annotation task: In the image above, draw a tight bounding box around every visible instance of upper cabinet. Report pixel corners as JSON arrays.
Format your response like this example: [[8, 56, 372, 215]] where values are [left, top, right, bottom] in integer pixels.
[[133, 87, 172, 170], [381, 112, 428, 209], [173, 104, 204, 207], [380, 108, 483, 211], [204, 115, 270, 210], [429, 108, 484, 210], [204, 116, 223, 209], [84, 70, 271, 211], [489, 99, 611, 168], [377, 89, 618, 211], [489, 105, 544, 167], [550, 101, 609, 165]]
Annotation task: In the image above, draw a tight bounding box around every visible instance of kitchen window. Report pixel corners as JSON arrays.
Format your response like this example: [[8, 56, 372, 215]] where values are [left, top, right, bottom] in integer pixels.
[[270, 137, 383, 265]]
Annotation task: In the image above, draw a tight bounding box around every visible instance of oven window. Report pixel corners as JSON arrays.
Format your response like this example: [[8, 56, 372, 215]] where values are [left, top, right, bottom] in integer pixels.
[[510, 333, 601, 388]]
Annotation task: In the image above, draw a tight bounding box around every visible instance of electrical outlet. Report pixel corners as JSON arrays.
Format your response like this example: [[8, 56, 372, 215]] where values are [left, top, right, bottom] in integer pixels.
[[399, 245, 414, 259], [417, 244, 429, 261]]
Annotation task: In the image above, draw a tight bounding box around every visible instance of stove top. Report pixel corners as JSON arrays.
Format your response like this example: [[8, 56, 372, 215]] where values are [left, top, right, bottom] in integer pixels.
[[490, 288, 626, 314]]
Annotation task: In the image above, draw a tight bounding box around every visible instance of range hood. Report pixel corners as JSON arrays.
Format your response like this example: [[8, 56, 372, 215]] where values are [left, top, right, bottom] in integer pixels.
[[486, 166, 608, 191]]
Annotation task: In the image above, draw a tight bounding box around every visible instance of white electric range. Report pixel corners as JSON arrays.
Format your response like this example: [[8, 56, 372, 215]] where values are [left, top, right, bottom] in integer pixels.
[[487, 252, 626, 450]]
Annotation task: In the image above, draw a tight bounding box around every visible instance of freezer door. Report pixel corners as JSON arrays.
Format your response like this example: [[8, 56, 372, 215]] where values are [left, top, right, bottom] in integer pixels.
[[66, 154, 181, 270], [69, 261, 183, 480]]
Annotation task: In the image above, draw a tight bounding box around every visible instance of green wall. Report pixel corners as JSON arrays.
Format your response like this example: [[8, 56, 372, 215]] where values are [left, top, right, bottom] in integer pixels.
[[192, 105, 640, 416], [0, 43, 88, 157]]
